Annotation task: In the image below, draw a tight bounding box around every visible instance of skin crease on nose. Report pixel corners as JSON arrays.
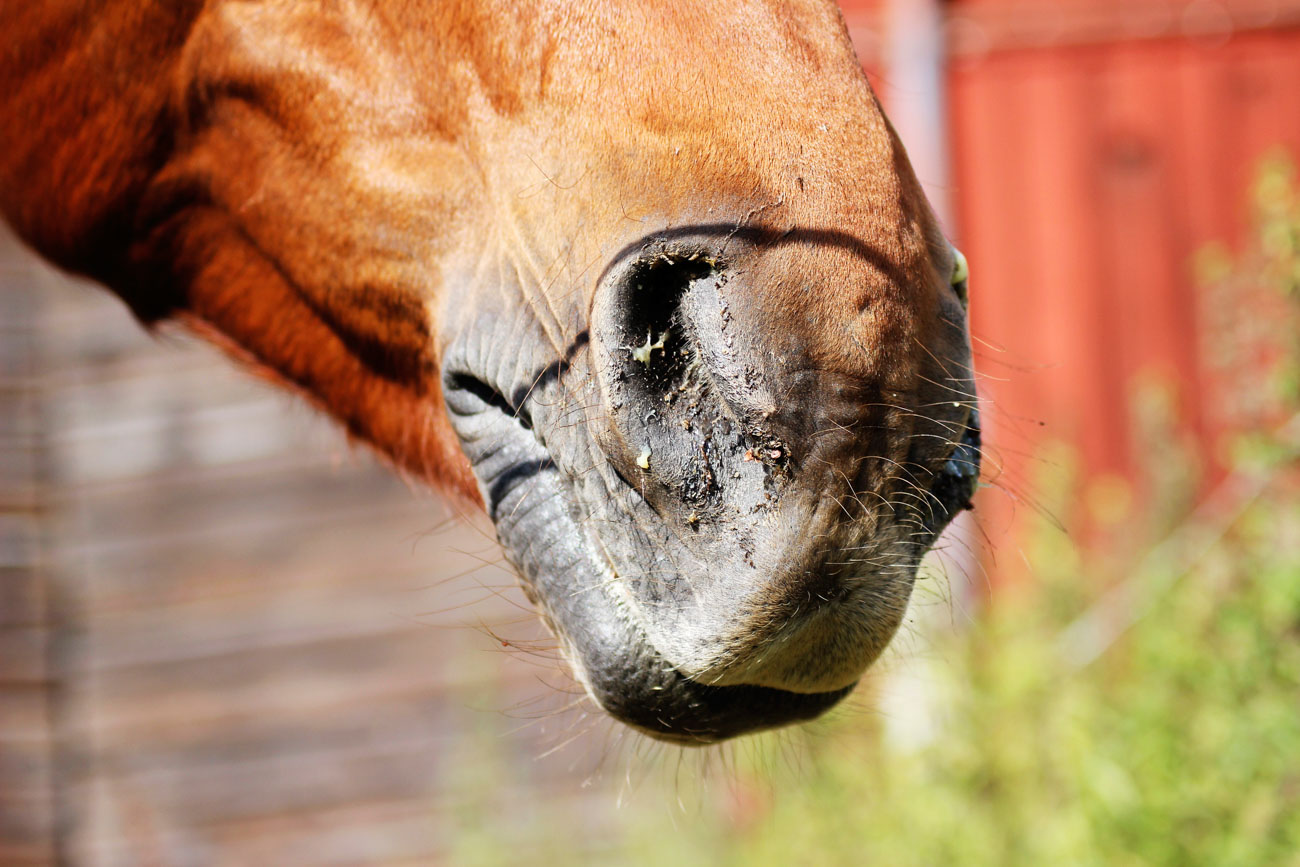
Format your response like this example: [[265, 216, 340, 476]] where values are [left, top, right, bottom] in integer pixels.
[[0, 0, 980, 742]]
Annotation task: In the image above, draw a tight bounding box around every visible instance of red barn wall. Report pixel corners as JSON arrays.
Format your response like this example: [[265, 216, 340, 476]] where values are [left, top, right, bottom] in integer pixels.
[[843, 0, 1300, 569]]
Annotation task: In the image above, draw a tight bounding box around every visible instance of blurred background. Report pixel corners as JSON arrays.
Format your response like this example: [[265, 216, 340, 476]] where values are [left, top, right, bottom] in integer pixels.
[[2, 0, 1298, 864]]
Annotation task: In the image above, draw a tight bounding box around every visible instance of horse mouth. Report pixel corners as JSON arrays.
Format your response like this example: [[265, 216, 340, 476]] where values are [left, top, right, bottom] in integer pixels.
[[442, 232, 980, 743]]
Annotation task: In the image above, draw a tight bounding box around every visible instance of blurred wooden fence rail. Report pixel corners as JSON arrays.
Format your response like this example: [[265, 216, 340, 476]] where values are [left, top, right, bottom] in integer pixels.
[[0, 228, 617, 866], [1, 229, 56, 865]]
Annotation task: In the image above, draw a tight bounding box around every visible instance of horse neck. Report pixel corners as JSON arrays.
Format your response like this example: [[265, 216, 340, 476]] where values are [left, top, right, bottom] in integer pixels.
[[0, 1, 481, 501]]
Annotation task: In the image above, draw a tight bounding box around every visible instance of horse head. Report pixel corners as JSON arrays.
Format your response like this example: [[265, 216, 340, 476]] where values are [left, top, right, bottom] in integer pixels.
[[0, 0, 978, 742]]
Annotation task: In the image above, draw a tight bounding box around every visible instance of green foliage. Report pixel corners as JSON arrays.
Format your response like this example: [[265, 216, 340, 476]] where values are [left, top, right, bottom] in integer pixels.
[[1199, 151, 1300, 447]]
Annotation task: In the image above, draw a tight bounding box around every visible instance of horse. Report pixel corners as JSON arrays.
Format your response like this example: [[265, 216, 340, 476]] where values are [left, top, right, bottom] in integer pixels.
[[0, 0, 979, 744]]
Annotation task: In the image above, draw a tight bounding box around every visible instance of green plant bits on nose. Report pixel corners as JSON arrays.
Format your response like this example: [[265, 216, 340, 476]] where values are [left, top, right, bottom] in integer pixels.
[[951, 248, 969, 306], [951, 248, 969, 285]]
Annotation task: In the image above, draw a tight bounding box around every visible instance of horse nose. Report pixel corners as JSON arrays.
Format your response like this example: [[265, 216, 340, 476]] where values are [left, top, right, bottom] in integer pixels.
[[590, 243, 800, 526], [586, 240, 905, 694]]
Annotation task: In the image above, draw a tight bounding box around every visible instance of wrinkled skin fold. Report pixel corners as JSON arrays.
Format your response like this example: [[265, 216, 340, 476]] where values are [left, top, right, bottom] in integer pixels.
[[0, 0, 980, 743]]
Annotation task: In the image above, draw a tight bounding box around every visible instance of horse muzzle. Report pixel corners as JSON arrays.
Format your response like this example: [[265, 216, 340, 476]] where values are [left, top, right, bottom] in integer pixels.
[[442, 227, 979, 742]]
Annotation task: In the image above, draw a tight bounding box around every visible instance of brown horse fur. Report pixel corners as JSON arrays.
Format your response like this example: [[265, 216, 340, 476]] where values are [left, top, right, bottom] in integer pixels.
[[0, 0, 978, 741]]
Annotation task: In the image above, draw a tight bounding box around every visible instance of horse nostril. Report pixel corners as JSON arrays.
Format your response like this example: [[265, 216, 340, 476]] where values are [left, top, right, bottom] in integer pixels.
[[592, 246, 747, 512], [613, 251, 715, 399]]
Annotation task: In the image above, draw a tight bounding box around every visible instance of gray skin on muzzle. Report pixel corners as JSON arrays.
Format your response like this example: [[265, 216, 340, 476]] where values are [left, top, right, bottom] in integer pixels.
[[442, 226, 979, 744]]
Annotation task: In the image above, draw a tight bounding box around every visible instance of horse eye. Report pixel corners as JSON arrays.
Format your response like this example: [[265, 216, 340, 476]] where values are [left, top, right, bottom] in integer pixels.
[[950, 248, 969, 307]]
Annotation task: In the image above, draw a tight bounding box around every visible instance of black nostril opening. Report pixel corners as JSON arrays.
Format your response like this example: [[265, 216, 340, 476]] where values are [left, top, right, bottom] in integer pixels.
[[593, 249, 732, 510], [615, 254, 716, 395], [446, 372, 533, 431]]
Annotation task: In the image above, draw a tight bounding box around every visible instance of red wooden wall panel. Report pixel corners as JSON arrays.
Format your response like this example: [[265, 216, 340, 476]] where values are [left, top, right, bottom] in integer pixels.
[[843, 2, 1300, 576], [946, 25, 1300, 561]]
